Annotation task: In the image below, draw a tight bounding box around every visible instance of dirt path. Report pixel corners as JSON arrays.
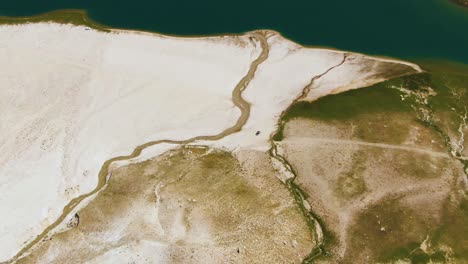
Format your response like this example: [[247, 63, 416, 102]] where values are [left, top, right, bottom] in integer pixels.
[[284, 137, 452, 158], [7, 31, 270, 264]]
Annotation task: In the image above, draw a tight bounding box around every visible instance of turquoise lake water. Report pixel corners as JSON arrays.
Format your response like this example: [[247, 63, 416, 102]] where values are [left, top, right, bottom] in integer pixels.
[[0, 0, 467, 64]]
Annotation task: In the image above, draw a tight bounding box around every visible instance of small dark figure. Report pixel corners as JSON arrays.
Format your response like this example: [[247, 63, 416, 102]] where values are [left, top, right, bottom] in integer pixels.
[[237, 248, 240, 253], [66, 213, 80, 228], [255, 131, 260, 136]]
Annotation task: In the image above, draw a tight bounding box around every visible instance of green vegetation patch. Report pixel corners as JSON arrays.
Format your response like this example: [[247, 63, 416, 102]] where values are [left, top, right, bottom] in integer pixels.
[[0, 10, 109, 32], [275, 67, 468, 146], [283, 80, 411, 122], [273, 77, 414, 141]]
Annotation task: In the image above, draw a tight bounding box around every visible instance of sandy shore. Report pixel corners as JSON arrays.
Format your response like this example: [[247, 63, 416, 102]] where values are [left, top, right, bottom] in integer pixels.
[[0, 22, 420, 262]]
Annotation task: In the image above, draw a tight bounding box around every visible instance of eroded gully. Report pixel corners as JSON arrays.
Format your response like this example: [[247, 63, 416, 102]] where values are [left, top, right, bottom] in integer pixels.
[[269, 53, 349, 263]]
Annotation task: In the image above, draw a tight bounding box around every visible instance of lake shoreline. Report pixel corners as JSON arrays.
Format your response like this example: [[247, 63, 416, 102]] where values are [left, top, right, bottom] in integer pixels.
[[0, 9, 431, 70], [0, 6, 468, 64]]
